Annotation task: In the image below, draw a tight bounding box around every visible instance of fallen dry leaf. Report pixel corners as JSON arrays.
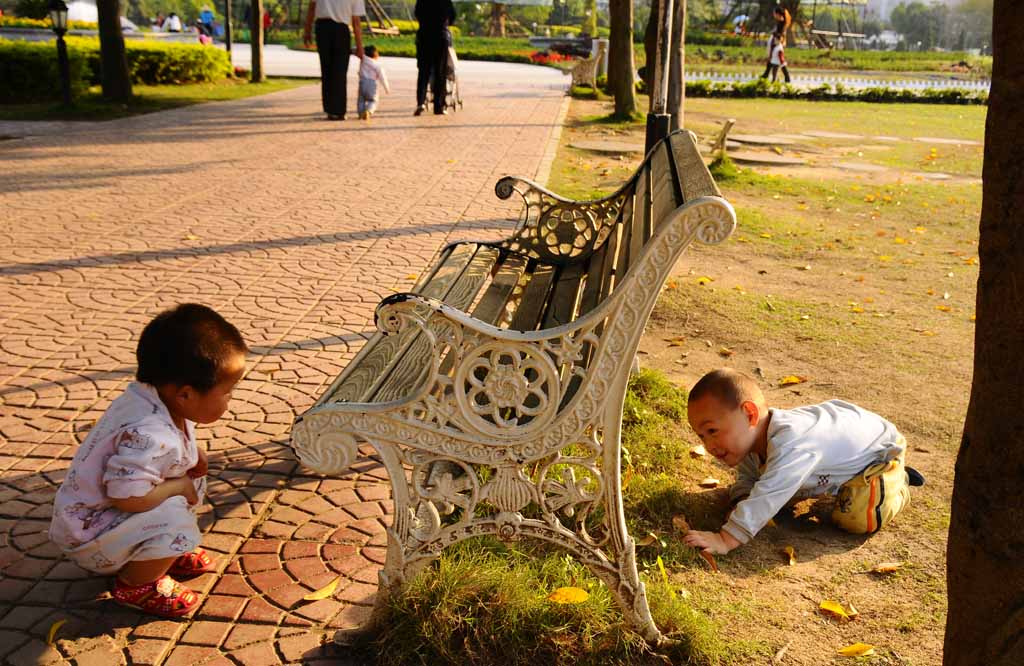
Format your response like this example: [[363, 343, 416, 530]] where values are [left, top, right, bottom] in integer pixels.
[[665, 336, 686, 347], [718, 347, 734, 358], [302, 576, 342, 601], [696, 276, 713, 286], [548, 587, 590, 604], [699, 550, 720, 573], [47, 619, 66, 646], [837, 643, 875, 657], [778, 375, 807, 387], [689, 445, 707, 458], [405, 274, 418, 280], [636, 532, 661, 547], [872, 561, 904, 574], [846, 602, 859, 620], [783, 545, 797, 566], [819, 599, 850, 621], [656, 555, 673, 596], [664, 279, 678, 291], [183, 234, 200, 241], [698, 477, 720, 489], [671, 515, 691, 534]]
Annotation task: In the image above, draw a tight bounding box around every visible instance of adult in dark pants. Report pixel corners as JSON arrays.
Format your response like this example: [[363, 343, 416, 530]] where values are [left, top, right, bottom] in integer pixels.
[[304, 0, 365, 121], [414, 0, 456, 116]]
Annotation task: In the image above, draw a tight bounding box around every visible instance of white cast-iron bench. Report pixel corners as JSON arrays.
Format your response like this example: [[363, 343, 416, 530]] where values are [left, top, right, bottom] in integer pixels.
[[290, 130, 736, 643]]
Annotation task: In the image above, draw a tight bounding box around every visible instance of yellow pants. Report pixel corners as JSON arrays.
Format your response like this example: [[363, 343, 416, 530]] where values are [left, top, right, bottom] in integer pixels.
[[832, 442, 911, 535]]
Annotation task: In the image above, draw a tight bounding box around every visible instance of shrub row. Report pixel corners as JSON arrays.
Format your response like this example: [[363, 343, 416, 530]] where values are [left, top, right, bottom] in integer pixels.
[[682, 77, 988, 105], [0, 16, 98, 30], [0, 37, 231, 101]]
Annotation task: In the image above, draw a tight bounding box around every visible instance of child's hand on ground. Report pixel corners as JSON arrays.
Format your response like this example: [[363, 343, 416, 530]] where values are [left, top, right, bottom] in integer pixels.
[[187, 447, 208, 479], [683, 529, 740, 555]]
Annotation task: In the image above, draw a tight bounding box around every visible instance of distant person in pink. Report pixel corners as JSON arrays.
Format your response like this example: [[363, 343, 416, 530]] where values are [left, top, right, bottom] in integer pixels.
[[49, 304, 247, 617]]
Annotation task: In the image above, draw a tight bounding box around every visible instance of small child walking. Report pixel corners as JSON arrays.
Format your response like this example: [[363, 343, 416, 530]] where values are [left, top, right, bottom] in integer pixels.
[[683, 369, 925, 555], [764, 31, 791, 83], [49, 303, 247, 617], [358, 45, 391, 120]]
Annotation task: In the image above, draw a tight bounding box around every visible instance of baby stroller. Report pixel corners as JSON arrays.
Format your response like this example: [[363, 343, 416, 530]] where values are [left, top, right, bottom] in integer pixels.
[[428, 36, 463, 113]]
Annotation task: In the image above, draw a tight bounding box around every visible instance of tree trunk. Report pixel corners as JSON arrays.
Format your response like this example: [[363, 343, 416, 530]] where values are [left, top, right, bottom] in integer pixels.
[[96, 0, 132, 101], [586, 0, 598, 37], [607, 0, 637, 118], [251, 0, 266, 82], [667, 0, 684, 130], [489, 3, 506, 37], [943, 2, 1024, 664]]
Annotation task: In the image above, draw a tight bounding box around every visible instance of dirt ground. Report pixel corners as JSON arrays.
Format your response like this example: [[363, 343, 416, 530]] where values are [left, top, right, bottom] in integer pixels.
[[551, 96, 983, 665]]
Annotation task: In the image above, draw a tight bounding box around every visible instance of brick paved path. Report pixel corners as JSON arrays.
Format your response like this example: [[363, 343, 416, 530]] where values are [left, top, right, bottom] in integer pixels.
[[0, 64, 567, 665]]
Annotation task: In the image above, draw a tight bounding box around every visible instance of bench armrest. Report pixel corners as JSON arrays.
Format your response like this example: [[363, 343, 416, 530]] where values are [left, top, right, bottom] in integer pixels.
[[494, 176, 633, 266]]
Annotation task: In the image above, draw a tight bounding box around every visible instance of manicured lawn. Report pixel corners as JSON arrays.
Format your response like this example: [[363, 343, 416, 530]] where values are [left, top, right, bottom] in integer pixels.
[[0, 76, 312, 121]]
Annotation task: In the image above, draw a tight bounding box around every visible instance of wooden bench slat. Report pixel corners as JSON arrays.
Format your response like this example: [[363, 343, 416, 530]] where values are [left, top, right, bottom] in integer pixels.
[[326, 243, 479, 403], [650, 141, 681, 230], [670, 132, 719, 201], [371, 246, 502, 403], [576, 240, 610, 318], [471, 253, 528, 326], [541, 261, 586, 330], [626, 163, 652, 274], [508, 262, 557, 331]]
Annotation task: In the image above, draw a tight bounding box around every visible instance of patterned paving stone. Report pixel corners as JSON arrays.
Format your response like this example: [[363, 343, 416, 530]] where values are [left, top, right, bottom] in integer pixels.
[[0, 60, 567, 664]]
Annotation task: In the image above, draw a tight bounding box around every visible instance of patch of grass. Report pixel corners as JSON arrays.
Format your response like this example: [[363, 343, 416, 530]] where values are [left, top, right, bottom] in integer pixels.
[[0, 77, 311, 121], [622, 369, 690, 476], [369, 537, 740, 665]]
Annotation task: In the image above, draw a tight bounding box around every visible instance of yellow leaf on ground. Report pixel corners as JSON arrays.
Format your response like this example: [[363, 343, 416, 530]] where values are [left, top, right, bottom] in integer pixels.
[[783, 545, 796, 566], [697, 276, 713, 286], [672, 515, 691, 534], [819, 600, 850, 621], [838, 643, 875, 657], [779, 375, 807, 387], [689, 445, 707, 458], [665, 280, 679, 291], [970, 314, 976, 322], [183, 234, 200, 241], [850, 307, 864, 313], [846, 602, 859, 619], [405, 274, 418, 280], [548, 587, 590, 604], [760, 233, 772, 239], [656, 555, 673, 596], [303, 576, 342, 601], [698, 477, 720, 489], [47, 619, 66, 646], [872, 561, 904, 574], [699, 550, 720, 573], [665, 336, 686, 347], [718, 347, 734, 357], [936, 305, 952, 312]]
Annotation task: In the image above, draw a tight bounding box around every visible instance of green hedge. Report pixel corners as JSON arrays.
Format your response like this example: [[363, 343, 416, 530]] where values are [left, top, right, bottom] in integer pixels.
[[0, 38, 92, 102], [0, 37, 231, 101], [683, 77, 988, 105]]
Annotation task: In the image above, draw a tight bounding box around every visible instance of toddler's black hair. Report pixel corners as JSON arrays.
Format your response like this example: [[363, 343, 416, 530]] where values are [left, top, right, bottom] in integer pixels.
[[136, 303, 247, 393], [365, 44, 378, 58]]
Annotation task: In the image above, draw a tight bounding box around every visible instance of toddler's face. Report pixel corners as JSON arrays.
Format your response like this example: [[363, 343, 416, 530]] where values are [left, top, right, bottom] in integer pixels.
[[182, 352, 246, 424], [687, 394, 757, 467]]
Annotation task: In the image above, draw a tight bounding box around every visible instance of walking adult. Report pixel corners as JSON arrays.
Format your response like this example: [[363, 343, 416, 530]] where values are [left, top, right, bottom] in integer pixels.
[[304, 0, 365, 121], [414, 0, 456, 116]]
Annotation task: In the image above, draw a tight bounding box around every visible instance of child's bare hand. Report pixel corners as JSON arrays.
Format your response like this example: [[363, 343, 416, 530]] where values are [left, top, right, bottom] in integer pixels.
[[173, 477, 199, 505], [683, 529, 739, 555]]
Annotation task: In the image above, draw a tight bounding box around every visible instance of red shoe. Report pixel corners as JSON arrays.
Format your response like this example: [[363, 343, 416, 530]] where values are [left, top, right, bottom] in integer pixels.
[[112, 575, 199, 618], [167, 547, 215, 579]]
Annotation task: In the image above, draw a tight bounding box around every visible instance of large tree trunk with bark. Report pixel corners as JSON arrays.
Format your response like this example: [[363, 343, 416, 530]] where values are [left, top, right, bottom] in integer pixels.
[[643, 0, 684, 127], [943, 2, 1024, 664], [251, 0, 266, 82], [96, 0, 132, 100], [607, 0, 637, 118]]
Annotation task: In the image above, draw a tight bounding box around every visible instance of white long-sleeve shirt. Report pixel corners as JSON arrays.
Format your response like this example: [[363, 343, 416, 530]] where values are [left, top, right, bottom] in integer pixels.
[[722, 400, 905, 544], [358, 56, 390, 94]]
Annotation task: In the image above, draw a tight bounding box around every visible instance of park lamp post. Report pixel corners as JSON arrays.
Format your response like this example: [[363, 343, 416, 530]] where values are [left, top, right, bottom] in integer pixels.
[[48, 0, 73, 107]]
